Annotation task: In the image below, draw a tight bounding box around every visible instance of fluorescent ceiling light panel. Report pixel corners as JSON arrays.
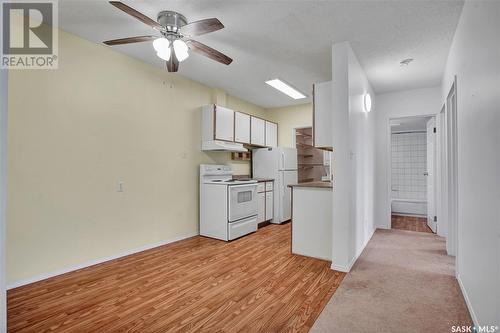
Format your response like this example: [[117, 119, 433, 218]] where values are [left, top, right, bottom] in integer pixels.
[[265, 79, 306, 99]]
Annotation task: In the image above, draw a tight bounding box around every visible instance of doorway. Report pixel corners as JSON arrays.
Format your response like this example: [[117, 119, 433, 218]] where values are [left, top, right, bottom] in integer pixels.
[[389, 116, 436, 233]]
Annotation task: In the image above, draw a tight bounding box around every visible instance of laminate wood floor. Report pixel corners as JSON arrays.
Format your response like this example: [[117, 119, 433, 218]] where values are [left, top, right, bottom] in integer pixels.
[[391, 214, 433, 233], [8, 223, 345, 333]]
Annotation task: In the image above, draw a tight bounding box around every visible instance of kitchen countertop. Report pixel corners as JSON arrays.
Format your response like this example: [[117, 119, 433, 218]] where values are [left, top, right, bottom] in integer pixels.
[[232, 175, 274, 182], [288, 181, 332, 189], [252, 178, 274, 182]]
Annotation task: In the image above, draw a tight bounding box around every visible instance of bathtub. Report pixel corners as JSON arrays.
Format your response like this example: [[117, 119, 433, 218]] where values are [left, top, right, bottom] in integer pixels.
[[391, 199, 427, 216]]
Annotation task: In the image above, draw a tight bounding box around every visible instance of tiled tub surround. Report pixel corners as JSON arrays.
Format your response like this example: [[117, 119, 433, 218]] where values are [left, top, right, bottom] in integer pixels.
[[391, 132, 427, 201]]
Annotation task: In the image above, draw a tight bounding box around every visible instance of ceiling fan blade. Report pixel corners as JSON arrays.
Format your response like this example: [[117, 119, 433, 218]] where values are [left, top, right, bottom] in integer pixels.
[[180, 18, 224, 37], [109, 1, 162, 30], [186, 39, 232, 65], [103, 35, 156, 46], [166, 49, 179, 72]]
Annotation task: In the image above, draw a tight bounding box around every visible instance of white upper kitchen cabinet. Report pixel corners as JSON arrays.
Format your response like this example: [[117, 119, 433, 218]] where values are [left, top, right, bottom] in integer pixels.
[[202, 104, 235, 142], [250, 116, 266, 146], [214, 105, 234, 141], [313, 81, 333, 150], [234, 112, 251, 144], [265, 121, 278, 147]]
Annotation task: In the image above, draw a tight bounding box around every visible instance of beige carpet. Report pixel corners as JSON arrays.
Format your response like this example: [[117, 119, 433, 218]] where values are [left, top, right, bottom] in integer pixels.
[[311, 229, 472, 333]]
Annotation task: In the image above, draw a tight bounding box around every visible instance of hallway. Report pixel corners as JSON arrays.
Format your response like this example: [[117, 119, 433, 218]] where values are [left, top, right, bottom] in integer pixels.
[[311, 229, 472, 333], [391, 215, 433, 233]]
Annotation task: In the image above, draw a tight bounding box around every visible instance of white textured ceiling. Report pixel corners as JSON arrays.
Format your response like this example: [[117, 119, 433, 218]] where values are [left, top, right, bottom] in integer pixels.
[[58, 0, 463, 108]]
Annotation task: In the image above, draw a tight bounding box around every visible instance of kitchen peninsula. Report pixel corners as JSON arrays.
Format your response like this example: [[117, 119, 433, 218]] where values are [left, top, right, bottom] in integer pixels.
[[289, 181, 333, 261]]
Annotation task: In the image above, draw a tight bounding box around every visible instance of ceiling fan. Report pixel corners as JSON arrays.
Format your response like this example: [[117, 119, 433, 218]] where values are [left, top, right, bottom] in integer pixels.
[[103, 1, 233, 72]]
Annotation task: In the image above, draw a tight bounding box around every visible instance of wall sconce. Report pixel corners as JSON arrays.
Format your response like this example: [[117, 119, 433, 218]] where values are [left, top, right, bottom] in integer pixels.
[[364, 93, 372, 112]]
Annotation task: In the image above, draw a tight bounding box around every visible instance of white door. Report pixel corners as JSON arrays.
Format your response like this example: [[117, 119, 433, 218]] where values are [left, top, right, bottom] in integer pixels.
[[250, 116, 265, 146], [234, 112, 250, 144], [265, 121, 278, 147], [279, 148, 298, 171], [280, 170, 298, 222], [426, 117, 437, 233], [265, 191, 273, 220], [228, 184, 258, 222], [214, 106, 234, 142], [257, 192, 266, 223], [313, 81, 332, 148]]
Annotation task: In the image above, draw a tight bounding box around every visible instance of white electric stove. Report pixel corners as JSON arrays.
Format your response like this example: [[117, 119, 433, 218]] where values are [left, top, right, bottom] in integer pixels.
[[200, 165, 258, 241]]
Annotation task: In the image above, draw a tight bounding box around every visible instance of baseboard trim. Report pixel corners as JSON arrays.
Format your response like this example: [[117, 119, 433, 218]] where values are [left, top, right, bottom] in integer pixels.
[[331, 228, 376, 273], [7, 231, 199, 290], [331, 262, 349, 272], [456, 273, 479, 327]]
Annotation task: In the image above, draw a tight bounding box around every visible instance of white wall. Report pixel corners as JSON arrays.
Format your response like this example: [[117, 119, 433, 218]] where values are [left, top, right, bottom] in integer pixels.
[[266, 103, 312, 148], [374, 87, 441, 229], [6, 28, 267, 287], [331, 42, 376, 271], [0, 68, 7, 332], [441, 0, 500, 326], [331, 42, 351, 271]]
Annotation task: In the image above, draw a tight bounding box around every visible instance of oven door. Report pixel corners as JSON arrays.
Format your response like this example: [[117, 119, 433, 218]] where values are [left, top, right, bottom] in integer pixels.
[[228, 184, 258, 222]]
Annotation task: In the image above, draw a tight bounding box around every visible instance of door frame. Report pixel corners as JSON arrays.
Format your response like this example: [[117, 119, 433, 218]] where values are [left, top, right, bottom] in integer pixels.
[[0, 68, 8, 331], [385, 114, 436, 229], [436, 105, 448, 238], [426, 117, 437, 233], [445, 77, 459, 260]]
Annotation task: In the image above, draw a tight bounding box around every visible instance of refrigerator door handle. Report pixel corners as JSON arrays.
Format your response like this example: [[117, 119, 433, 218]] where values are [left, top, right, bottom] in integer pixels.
[[281, 172, 285, 199], [281, 152, 285, 170]]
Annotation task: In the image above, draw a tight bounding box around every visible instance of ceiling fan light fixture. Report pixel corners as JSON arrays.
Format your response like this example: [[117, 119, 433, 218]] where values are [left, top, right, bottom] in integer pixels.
[[153, 37, 169, 52], [156, 48, 171, 61], [173, 39, 189, 62], [104, 3, 231, 72]]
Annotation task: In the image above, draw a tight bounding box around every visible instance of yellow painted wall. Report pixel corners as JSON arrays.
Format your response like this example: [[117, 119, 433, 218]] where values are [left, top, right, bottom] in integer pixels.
[[6, 29, 265, 284], [266, 103, 312, 147]]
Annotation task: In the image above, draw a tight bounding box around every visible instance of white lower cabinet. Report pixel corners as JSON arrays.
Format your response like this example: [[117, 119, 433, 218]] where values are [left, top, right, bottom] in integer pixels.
[[258, 192, 266, 223], [228, 215, 258, 241], [257, 181, 274, 224], [265, 191, 273, 220]]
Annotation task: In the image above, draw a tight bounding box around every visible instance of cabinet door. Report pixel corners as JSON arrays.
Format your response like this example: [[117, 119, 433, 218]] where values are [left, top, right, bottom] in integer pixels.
[[265, 181, 273, 192], [214, 105, 234, 142], [265, 121, 278, 147], [250, 116, 265, 146], [313, 81, 332, 149], [234, 112, 251, 144], [258, 192, 266, 223], [265, 191, 273, 220]]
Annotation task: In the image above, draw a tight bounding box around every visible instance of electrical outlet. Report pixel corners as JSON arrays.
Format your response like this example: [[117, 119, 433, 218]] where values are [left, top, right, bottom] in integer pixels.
[[117, 181, 124, 192]]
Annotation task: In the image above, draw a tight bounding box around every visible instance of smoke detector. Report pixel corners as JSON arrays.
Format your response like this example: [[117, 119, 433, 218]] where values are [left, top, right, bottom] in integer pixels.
[[400, 58, 414, 66]]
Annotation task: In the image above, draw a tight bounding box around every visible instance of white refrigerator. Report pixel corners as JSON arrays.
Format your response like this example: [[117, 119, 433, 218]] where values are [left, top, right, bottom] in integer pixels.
[[253, 147, 298, 224]]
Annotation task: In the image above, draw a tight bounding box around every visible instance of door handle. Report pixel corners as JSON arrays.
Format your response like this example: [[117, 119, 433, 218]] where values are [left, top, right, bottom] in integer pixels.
[[423, 172, 429, 176]]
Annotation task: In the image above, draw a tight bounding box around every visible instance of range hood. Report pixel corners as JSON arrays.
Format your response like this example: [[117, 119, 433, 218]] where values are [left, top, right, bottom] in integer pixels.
[[202, 140, 248, 152]]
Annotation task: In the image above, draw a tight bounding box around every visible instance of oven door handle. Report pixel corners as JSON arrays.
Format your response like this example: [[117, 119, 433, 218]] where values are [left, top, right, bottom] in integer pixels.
[[227, 183, 258, 189]]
